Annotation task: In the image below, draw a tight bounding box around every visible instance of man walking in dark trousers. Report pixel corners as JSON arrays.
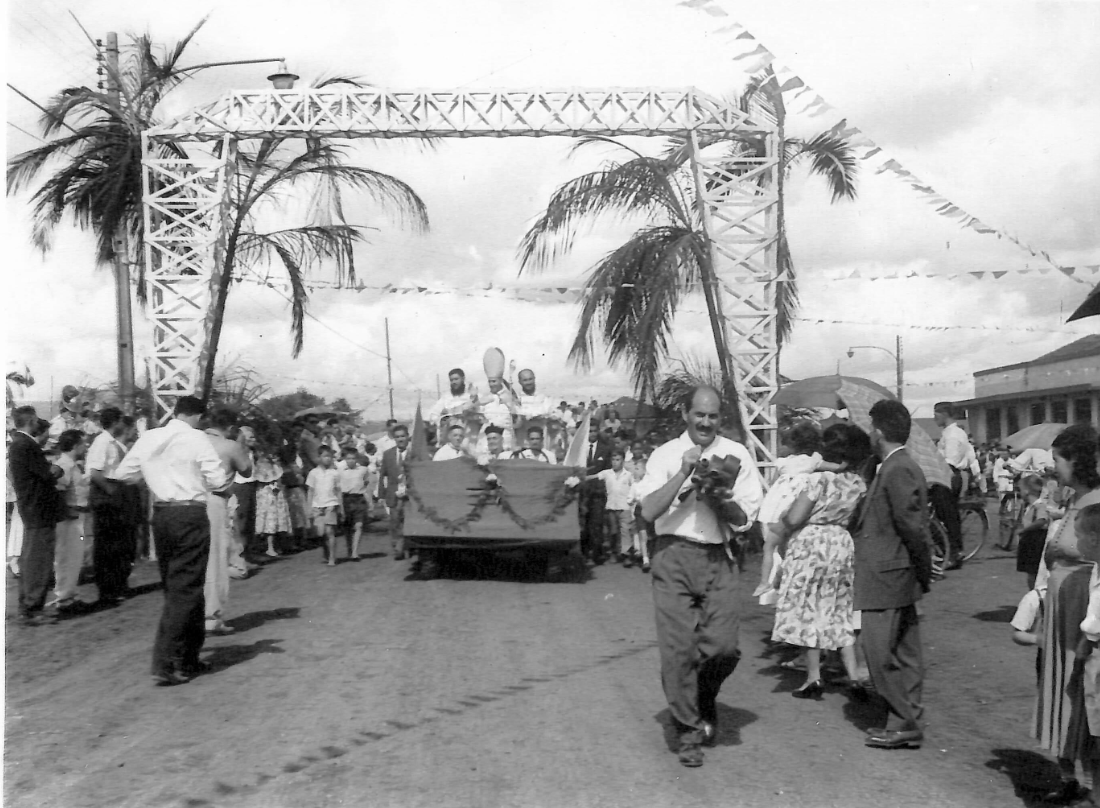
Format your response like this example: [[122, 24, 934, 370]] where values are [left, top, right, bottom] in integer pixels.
[[86, 407, 134, 604], [637, 386, 764, 767], [853, 399, 934, 749], [8, 406, 64, 626], [112, 396, 231, 686]]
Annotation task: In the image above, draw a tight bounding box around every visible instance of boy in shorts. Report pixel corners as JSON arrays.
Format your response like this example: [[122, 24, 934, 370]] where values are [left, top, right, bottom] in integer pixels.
[[306, 447, 343, 566], [338, 447, 370, 561]]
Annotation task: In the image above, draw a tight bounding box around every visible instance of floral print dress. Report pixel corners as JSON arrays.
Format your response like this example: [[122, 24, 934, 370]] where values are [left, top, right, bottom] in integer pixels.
[[771, 471, 866, 651]]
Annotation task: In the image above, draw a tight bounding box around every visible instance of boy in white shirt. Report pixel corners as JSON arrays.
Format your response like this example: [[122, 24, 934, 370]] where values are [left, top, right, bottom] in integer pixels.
[[594, 449, 634, 564], [51, 430, 90, 609], [337, 447, 370, 561], [306, 447, 343, 567]]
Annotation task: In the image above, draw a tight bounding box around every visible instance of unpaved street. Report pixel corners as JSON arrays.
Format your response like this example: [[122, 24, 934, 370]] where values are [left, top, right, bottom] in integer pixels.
[[5, 518, 1058, 808]]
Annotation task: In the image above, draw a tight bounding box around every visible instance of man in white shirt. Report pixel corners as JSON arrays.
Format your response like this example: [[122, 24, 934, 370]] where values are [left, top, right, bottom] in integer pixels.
[[1010, 447, 1055, 475], [476, 425, 508, 465], [636, 385, 763, 768], [87, 407, 136, 604], [427, 368, 478, 437], [434, 424, 469, 462], [514, 368, 565, 453], [112, 396, 232, 686], [933, 402, 968, 569], [509, 425, 558, 464]]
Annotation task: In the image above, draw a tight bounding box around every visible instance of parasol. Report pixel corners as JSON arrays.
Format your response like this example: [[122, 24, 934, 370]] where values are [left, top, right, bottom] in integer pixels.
[[773, 375, 895, 410], [294, 406, 338, 419], [1067, 282, 1100, 323], [776, 374, 952, 489], [1003, 423, 1068, 451]]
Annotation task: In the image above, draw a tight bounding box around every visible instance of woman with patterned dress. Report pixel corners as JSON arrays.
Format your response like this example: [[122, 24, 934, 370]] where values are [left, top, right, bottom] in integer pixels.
[[254, 452, 291, 557], [1033, 425, 1100, 805], [773, 423, 872, 698]]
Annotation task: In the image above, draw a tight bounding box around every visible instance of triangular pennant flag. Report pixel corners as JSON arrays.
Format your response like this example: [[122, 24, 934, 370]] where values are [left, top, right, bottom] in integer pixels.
[[779, 76, 805, 93], [860, 146, 882, 160], [702, 5, 728, 15], [678, 0, 714, 8], [713, 23, 744, 34], [733, 43, 768, 60], [735, 30, 756, 40]]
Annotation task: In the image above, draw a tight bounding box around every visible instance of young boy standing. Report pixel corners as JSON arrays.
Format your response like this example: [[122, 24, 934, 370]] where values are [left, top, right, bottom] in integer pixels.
[[595, 449, 634, 564], [306, 447, 343, 567], [52, 430, 89, 610], [338, 447, 370, 561]]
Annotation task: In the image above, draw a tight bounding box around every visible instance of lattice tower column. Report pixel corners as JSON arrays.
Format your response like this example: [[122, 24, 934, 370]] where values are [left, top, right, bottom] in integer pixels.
[[141, 134, 235, 421], [688, 130, 781, 479]]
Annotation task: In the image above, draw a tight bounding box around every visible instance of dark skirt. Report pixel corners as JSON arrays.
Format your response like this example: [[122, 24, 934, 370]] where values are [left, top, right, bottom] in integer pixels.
[[1017, 522, 1048, 576]]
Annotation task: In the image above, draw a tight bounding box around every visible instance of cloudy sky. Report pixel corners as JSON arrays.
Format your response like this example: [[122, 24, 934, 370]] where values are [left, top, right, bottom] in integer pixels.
[[5, 0, 1098, 421]]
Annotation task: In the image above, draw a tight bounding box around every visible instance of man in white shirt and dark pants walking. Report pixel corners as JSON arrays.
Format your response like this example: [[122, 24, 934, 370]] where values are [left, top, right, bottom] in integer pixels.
[[637, 386, 763, 768], [112, 396, 231, 686]]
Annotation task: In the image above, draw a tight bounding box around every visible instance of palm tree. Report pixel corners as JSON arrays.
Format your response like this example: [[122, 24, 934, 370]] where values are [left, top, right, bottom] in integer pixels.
[[198, 84, 429, 396], [7, 24, 429, 403], [518, 72, 858, 409], [6, 22, 206, 298]]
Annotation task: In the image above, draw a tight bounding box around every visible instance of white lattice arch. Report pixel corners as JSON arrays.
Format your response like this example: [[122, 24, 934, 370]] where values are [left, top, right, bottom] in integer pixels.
[[142, 86, 782, 470]]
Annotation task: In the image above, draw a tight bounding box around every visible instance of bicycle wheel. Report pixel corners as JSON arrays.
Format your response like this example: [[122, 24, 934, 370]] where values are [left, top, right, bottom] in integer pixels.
[[929, 517, 949, 578], [959, 506, 989, 561], [997, 497, 1022, 551]]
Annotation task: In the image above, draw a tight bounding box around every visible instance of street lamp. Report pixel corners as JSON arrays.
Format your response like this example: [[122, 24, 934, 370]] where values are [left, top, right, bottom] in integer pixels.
[[846, 335, 904, 402], [266, 61, 300, 90]]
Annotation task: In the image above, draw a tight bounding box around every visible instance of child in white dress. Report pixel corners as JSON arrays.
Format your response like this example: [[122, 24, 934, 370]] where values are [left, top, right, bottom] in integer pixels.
[[753, 421, 839, 604]]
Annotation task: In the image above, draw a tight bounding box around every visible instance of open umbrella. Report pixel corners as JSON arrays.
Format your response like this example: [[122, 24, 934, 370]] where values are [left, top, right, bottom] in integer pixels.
[[1068, 282, 1100, 323], [773, 375, 895, 410], [294, 406, 337, 419], [776, 374, 952, 489], [1003, 423, 1068, 451]]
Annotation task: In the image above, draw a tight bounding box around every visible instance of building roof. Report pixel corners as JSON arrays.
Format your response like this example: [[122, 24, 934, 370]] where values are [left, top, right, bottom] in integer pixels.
[[976, 335, 1100, 377], [955, 383, 1098, 408]]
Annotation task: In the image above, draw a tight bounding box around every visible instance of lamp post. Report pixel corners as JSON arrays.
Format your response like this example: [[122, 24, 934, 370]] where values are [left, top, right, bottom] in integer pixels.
[[846, 335, 904, 402]]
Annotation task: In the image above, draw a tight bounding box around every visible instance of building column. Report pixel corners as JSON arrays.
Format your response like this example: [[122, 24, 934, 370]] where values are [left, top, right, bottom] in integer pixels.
[[1044, 399, 1053, 423], [1000, 407, 1009, 440], [1092, 394, 1099, 428]]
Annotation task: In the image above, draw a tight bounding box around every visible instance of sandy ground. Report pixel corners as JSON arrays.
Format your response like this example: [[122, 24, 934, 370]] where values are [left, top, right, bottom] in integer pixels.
[[3, 506, 1064, 808]]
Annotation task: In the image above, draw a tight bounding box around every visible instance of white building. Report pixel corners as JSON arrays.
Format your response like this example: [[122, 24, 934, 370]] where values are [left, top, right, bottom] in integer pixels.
[[957, 335, 1100, 445]]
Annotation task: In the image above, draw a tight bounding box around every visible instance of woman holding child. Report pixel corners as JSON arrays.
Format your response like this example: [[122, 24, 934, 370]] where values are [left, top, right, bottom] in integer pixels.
[[1034, 424, 1100, 805], [771, 423, 872, 698]]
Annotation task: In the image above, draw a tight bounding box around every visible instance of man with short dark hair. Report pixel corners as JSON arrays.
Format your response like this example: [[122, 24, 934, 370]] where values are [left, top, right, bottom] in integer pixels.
[[580, 419, 612, 563], [428, 368, 477, 438], [87, 406, 134, 604], [510, 425, 557, 463], [112, 396, 231, 686], [378, 424, 411, 560], [9, 406, 64, 625], [637, 386, 763, 767], [853, 399, 933, 749]]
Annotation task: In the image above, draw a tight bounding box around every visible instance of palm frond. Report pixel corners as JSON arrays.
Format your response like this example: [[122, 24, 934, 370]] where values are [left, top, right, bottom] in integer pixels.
[[518, 155, 694, 274], [569, 225, 703, 402], [788, 134, 859, 203]]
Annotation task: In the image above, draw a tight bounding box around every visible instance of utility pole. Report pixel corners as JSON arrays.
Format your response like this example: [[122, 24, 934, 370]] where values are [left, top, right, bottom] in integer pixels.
[[105, 32, 135, 413], [385, 318, 394, 420], [436, 373, 441, 399], [896, 334, 904, 403]]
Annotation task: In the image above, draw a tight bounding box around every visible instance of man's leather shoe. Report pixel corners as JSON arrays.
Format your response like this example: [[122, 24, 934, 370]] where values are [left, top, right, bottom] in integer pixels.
[[677, 739, 704, 767], [943, 555, 964, 571], [20, 612, 58, 627], [864, 729, 923, 749], [701, 721, 717, 747], [152, 668, 192, 687], [1040, 779, 1089, 805], [181, 660, 213, 677]]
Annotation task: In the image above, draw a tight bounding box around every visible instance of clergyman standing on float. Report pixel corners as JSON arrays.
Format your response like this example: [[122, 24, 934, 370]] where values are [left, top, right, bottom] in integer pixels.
[[427, 368, 477, 440], [637, 385, 763, 768]]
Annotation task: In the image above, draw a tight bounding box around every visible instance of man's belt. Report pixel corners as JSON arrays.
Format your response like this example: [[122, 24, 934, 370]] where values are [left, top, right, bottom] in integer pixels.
[[154, 500, 205, 508], [343, 493, 367, 499]]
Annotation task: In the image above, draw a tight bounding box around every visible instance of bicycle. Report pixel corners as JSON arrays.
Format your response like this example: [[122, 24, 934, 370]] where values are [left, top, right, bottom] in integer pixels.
[[995, 485, 1025, 552], [929, 495, 989, 576]]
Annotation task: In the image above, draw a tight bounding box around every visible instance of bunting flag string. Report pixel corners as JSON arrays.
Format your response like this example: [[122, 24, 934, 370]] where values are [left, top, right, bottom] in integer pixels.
[[676, 2, 1088, 283], [231, 274, 1089, 335], [232, 262, 1099, 296]]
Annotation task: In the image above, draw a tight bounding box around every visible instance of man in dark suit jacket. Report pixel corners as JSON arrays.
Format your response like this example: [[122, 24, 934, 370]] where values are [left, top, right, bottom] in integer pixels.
[[377, 424, 411, 561], [580, 419, 613, 562], [8, 407, 64, 625], [853, 399, 933, 749]]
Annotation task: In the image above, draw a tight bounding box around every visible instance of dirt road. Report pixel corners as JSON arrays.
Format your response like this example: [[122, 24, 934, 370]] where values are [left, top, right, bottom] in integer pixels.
[[4, 515, 1059, 808]]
